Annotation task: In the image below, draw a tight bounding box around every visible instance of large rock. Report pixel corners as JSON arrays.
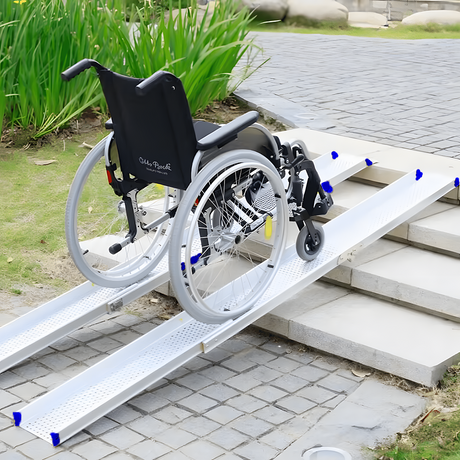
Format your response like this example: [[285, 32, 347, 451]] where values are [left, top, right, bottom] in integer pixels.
[[348, 11, 387, 28], [286, 0, 348, 24], [402, 10, 460, 25], [240, 0, 289, 21]]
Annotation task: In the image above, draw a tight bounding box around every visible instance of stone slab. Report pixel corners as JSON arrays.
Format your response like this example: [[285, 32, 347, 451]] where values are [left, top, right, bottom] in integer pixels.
[[275, 379, 426, 460], [352, 246, 460, 320], [286, 292, 460, 385]]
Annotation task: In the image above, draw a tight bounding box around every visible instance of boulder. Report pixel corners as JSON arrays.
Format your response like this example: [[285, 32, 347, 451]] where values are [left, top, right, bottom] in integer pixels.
[[240, 0, 288, 21], [286, 0, 348, 25], [348, 11, 387, 28], [402, 10, 460, 25]]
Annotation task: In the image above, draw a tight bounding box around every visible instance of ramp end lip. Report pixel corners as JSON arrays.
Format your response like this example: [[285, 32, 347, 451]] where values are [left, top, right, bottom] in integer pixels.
[[13, 412, 21, 426], [50, 432, 60, 447]]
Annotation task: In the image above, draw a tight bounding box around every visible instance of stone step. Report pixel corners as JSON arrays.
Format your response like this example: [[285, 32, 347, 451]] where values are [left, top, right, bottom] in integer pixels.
[[254, 280, 460, 387]]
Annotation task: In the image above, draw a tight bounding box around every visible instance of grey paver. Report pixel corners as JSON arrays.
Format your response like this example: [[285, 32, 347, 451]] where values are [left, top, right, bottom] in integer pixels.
[[178, 416, 221, 437], [127, 440, 172, 460], [0, 427, 36, 448], [227, 394, 267, 413], [271, 374, 309, 393], [228, 414, 273, 437], [276, 395, 317, 415], [291, 365, 329, 383], [206, 426, 249, 450], [253, 405, 293, 425], [99, 426, 145, 450], [296, 385, 338, 404], [205, 406, 243, 425], [199, 384, 239, 402], [225, 374, 261, 392], [234, 440, 279, 460], [180, 440, 226, 460], [249, 385, 288, 403], [155, 384, 193, 402], [157, 427, 197, 449], [72, 439, 117, 460], [16, 438, 63, 460], [128, 415, 169, 437], [317, 373, 360, 394], [179, 394, 217, 414], [199, 366, 237, 382], [129, 393, 170, 413]]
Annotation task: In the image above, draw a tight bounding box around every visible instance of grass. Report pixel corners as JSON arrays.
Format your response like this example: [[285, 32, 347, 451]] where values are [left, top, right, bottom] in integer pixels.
[[250, 21, 460, 40], [375, 365, 460, 460], [0, 127, 107, 292]]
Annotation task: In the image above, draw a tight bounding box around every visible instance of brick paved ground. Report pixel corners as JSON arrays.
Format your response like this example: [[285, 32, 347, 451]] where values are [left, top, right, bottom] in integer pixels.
[[237, 33, 460, 158], [0, 306, 368, 459]]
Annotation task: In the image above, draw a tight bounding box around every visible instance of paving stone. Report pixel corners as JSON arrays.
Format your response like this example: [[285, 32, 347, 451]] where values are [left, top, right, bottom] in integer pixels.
[[89, 320, 124, 335], [62, 346, 100, 362], [225, 374, 261, 392], [129, 393, 170, 413], [60, 432, 91, 448], [180, 440, 226, 460], [16, 438, 63, 459], [34, 372, 68, 390], [199, 366, 237, 383], [155, 384, 193, 402], [127, 439, 172, 460], [166, 368, 190, 381], [69, 328, 103, 343], [39, 354, 77, 372], [61, 363, 89, 378], [106, 405, 142, 424], [159, 451, 190, 460], [112, 314, 144, 327], [8, 382, 46, 401], [220, 357, 257, 373], [228, 414, 273, 437], [111, 330, 142, 345], [0, 452, 34, 460], [199, 384, 239, 402], [276, 396, 317, 415], [245, 366, 282, 383], [260, 430, 296, 450], [253, 406, 294, 425], [248, 385, 288, 403], [317, 374, 360, 394], [201, 348, 233, 363], [87, 337, 122, 353], [100, 426, 145, 450], [72, 439, 117, 460], [157, 427, 197, 449], [296, 385, 338, 404], [154, 406, 194, 424], [235, 440, 279, 459], [84, 417, 119, 436], [260, 341, 291, 354], [205, 406, 243, 425], [0, 372, 26, 389], [99, 453, 135, 460], [265, 356, 301, 373], [47, 452, 85, 460], [322, 394, 347, 409], [226, 394, 267, 414], [178, 416, 221, 437], [206, 426, 249, 450], [179, 394, 218, 413], [311, 358, 340, 372], [218, 339, 251, 353], [128, 415, 169, 437], [241, 348, 276, 365], [271, 374, 309, 393], [0, 427, 36, 448], [176, 374, 214, 391], [184, 357, 210, 372], [0, 390, 21, 409], [291, 365, 329, 383], [11, 363, 48, 380]]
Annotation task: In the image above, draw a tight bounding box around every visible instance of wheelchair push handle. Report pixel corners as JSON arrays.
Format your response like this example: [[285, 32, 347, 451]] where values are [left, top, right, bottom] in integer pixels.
[[61, 59, 106, 81]]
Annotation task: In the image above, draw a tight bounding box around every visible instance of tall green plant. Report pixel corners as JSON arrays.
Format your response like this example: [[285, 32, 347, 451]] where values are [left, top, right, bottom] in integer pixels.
[[103, 0, 255, 114]]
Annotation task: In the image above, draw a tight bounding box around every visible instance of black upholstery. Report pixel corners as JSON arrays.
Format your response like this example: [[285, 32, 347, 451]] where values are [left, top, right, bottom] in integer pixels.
[[98, 69, 198, 190]]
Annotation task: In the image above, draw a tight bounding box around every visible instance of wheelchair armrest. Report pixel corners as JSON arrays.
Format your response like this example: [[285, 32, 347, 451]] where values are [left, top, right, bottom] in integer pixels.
[[196, 111, 259, 150]]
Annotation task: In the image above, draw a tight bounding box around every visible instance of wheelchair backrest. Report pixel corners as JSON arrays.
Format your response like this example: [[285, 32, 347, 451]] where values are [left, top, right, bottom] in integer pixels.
[[98, 69, 197, 190]]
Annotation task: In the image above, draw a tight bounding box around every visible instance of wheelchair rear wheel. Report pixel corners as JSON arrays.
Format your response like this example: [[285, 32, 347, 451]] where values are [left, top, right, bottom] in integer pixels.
[[65, 136, 172, 288], [169, 150, 288, 324]]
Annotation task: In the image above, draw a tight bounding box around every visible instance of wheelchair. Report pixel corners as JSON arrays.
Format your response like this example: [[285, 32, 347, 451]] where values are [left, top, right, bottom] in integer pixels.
[[62, 59, 333, 324]]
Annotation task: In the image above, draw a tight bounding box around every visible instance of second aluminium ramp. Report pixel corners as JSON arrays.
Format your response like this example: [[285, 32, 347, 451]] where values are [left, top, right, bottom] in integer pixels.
[[14, 169, 457, 445]]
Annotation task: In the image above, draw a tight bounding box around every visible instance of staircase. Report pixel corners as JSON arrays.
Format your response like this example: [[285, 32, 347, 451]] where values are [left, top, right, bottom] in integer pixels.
[[252, 128, 460, 387]]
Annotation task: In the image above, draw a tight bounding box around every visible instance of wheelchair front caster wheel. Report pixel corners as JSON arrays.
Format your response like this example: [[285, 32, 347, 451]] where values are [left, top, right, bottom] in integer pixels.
[[296, 222, 324, 261]]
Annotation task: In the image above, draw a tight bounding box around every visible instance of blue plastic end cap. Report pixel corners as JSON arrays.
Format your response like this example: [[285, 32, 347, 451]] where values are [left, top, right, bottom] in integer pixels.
[[415, 169, 423, 181], [190, 253, 202, 265], [50, 432, 60, 447], [13, 412, 21, 427], [180, 262, 185, 271], [331, 151, 338, 160], [322, 181, 333, 193], [455, 178, 459, 188], [365, 158, 373, 166]]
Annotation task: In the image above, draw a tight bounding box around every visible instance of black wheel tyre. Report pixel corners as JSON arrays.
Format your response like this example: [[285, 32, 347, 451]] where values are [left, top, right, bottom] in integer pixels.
[[296, 222, 324, 261]]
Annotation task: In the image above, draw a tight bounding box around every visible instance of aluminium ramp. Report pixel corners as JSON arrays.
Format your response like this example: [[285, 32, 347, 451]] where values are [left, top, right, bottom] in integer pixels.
[[0, 152, 367, 374], [14, 169, 457, 446]]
